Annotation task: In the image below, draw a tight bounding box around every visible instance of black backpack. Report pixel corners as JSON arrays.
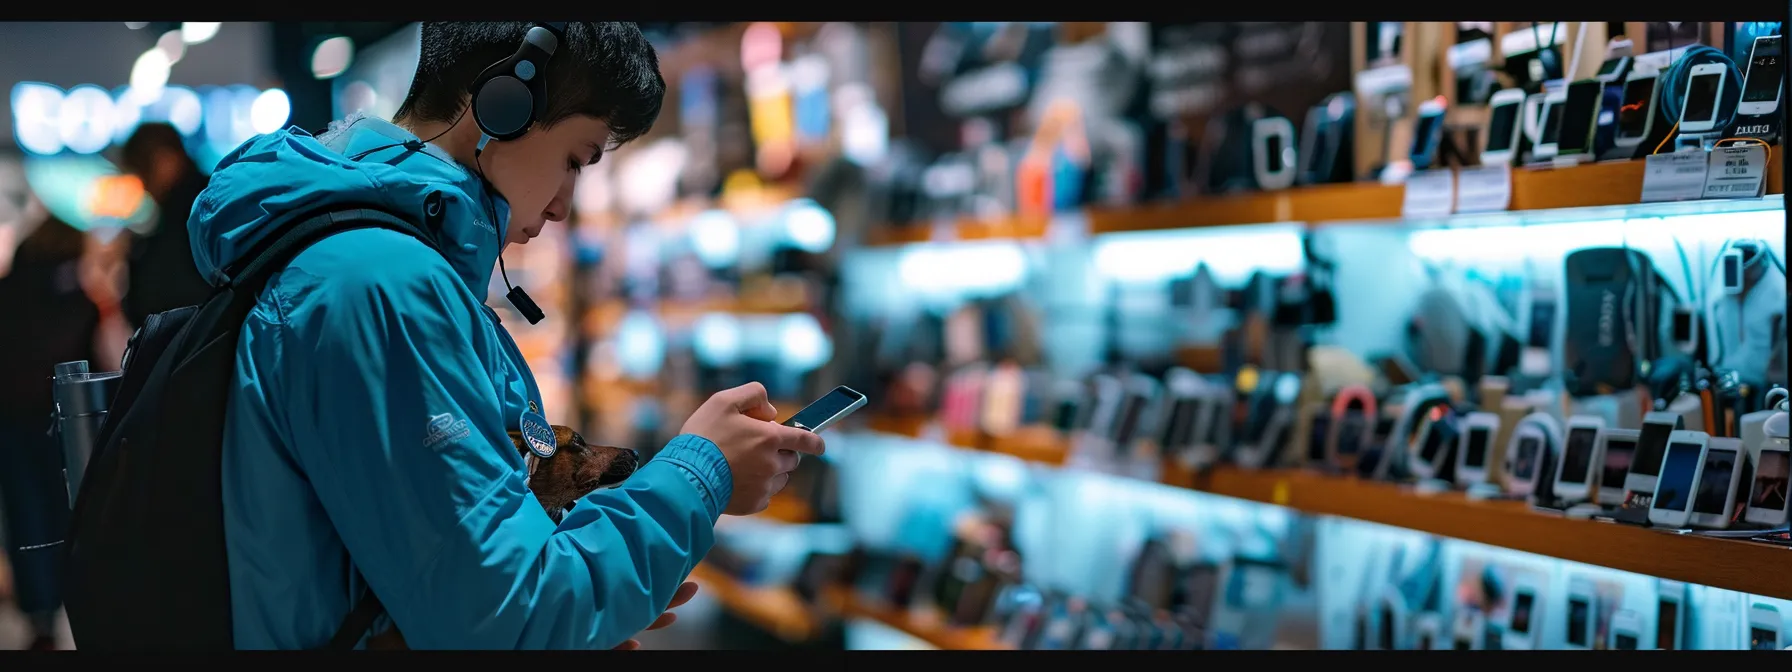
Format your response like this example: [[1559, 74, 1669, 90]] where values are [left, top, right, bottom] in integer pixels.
[[63, 203, 447, 650]]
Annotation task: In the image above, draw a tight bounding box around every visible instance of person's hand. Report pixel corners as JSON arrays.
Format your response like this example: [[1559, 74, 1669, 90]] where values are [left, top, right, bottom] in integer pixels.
[[612, 581, 700, 650], [680, 382, 825, 515]]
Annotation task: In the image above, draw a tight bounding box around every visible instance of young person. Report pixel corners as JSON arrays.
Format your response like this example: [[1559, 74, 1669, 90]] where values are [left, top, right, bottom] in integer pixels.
[[189, 22, 823, 649]]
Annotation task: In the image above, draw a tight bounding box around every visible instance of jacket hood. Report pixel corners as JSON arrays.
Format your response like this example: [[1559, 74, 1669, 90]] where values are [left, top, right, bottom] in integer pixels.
[[187, 114, 510, 302]]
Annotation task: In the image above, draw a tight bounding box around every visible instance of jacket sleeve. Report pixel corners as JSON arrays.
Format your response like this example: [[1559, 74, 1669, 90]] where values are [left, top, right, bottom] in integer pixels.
[[280, 255, 733, 650]]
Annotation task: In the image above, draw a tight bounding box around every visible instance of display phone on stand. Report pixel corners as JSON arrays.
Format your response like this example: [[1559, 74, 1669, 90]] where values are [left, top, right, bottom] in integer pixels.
[[1738, 34, 1784, 118], [783, 386, 869, 433], [1745, 437, 1792, 527], [1609, 610, 1642, 649], [1675, 63, 1728, 150], [1501, 574, 1542, 650], [1553, 416, 1604, 507], [1751, 602, 1782, 650], [1595, 428, 1639, 507], [1625, 411, 1685, 513], [1689, 436, 1749, 530], [1563, 577, 1595, 649], [1648, 431, 1709, 529], [1656, 579, 1687, 650]]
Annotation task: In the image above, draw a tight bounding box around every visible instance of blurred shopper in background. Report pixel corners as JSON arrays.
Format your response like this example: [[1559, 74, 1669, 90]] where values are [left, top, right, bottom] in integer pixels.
[[0, 199, 100, 651], [116, 122, 212, 329]]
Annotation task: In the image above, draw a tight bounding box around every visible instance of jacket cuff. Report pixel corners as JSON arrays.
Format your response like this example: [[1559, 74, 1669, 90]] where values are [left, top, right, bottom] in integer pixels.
[[651, 434, 733, 522]]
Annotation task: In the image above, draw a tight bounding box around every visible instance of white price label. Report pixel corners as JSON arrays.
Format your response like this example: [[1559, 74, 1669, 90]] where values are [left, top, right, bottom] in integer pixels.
[[1402, 170, 1456, 219], [1454, 164, 1512, 213], [1639, 151, 1710, 202], [1701, 144, 1768, 199]]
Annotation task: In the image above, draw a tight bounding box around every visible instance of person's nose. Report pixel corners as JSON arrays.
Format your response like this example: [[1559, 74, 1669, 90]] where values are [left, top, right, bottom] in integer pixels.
[[543, 175, 576, 223]]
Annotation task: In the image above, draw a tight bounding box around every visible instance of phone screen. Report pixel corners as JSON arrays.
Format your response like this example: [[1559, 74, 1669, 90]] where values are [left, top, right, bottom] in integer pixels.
[[1541, 100, 1565, 144], [1512, 436, 1542, 481], [1658, 600, 1679, 649], [1486, 102, 1520, 152], [1753, 625, 1780, 650], [1692, 447, 1739, 515], [1618, 78, 1655, 137], [1602, 438, 1636, 489], [1567, 597, 1590, 646], [1510, 592, 1535, 634], [1752, 450, 1791, 511], [1744, 37, 1784, 103], [1634, 421, 1674, 477], [1683, 73, 1719, 122], [1265, 133, 1285, 172], [1652, 442, 1703, 511], [1464, 427, 1491, 468], [1557, 81, 1601, 152], [1561, 427, 1598, 484], [784, 387, 866, 432]]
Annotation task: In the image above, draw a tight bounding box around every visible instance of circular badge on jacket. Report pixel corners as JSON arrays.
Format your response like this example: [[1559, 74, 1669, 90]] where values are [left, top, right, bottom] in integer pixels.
[[520, 408, 555, 459]]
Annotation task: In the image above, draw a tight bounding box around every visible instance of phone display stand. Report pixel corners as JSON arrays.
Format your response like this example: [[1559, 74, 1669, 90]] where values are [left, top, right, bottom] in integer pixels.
[[1464, 482, 1506, 500], [1606, 502, 1652, 526], [1727, 111, 1783, 146]]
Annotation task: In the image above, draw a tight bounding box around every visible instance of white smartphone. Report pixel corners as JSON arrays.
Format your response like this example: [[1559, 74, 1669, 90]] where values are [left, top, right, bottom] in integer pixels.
[[1451, 610, 1486, 650], [1745, 439, 1792, 526], [1252, 116, 1298, 191], [1553, 416, 1605, 505], [782, 386, 868, 433], [1482, 88, 1528, 166], [1596, 428, 1640, 506], [1531, 88, 1567, 161], [1738, 34, 1784, 117], [1689, 436, 1747, 529], [1610, 610, 1643, 649], [1751, 603, 1782, 650], [1564, 577, 1596, 650], [1648, 431, 1710, 529], [1656, 579, 1687, 650], [1502, 574, 1543, 650], [1504, 414, 1559, 497], [1678, 62, 1729, 134], [1456, 412, 1502, 487], [1627, 412, 1684, 507]]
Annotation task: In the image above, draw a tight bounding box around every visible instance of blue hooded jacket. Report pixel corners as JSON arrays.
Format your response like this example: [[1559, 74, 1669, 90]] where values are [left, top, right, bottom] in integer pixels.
[[189, 116, 734, 650]]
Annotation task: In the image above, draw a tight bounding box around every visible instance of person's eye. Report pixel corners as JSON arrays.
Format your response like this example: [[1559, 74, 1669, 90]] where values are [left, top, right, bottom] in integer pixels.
[[567, 159, 583, 174]]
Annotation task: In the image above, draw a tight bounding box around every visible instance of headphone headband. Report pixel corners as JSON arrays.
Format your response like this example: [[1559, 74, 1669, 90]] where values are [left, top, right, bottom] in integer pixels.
[[468, 22, 568, 142]]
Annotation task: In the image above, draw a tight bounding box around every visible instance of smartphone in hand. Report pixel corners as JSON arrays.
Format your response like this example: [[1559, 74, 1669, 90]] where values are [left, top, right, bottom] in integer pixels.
[[783, 386, 868, 433]]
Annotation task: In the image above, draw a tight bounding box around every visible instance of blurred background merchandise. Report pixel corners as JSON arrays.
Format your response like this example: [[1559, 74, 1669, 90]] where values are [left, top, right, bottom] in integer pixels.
[[1, 20, 1789, 651]]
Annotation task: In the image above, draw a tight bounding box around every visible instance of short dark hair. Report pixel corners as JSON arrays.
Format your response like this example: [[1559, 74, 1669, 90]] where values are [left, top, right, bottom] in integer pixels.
[[119, 122, 194, 177], [395, 22, 665, 149]]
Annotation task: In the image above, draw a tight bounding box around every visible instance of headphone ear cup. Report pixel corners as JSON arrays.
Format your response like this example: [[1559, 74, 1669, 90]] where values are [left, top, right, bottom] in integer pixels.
[[472, 74, 536, 141]]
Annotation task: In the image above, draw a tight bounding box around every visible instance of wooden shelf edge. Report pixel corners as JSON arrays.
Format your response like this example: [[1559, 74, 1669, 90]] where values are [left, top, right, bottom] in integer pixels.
[[862, 157, 1785, 243], [836, 592, 1011, 650], [864, 427, 1792, 600], [689, 564, 821, 642]]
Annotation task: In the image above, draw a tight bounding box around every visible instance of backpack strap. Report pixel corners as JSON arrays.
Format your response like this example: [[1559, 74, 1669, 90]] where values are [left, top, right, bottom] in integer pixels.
[[218, 205, 443, 650]]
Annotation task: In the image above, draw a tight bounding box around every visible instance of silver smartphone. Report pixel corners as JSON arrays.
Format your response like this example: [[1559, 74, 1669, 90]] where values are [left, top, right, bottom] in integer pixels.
[[782, 386, 868, 433]]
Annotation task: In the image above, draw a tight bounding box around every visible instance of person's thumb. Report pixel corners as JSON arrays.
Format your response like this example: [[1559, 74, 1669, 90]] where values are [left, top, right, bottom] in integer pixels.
[[720, 382, 776, 420]]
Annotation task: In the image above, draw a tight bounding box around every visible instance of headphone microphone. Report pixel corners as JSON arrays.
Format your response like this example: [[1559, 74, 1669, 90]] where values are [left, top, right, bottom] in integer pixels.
[[464, 21, 568, 325]]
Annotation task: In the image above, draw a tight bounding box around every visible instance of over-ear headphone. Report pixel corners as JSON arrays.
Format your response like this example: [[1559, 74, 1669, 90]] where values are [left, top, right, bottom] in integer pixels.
[[468, 22, 569, 142]]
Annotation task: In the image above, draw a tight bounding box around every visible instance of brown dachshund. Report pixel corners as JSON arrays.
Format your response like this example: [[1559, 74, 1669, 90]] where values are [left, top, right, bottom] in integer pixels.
[[364, 425, 638, 650]]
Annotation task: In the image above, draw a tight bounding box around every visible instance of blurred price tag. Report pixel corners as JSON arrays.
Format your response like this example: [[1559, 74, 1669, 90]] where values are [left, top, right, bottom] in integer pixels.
[[1639, 151, 1709, 202], [1272, 480, 1291, 506], [1454, 164, 1512, 213], [1401, 170, 1455, 219], [1701, 144, 1768, 199]]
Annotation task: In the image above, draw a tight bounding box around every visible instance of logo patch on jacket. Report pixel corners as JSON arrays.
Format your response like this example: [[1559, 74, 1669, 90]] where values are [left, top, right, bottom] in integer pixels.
[[424, 412, 471, 450]]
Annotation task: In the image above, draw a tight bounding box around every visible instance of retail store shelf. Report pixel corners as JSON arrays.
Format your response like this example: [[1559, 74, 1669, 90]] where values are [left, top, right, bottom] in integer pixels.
[[689, 564, 822, 643], [834, 590, 1011, 650], [862, 419, 1792, 600], [865, 157, 1786, 244]]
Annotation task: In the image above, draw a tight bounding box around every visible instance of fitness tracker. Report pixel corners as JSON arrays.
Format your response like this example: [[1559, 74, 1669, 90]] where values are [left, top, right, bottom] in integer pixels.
[[1530, 88, 1566, 162], [1688, 436, 1748, 529], [1480, 88, 1527, 166], [1251, 115, 1298, 191], [1648, 430, 1710, 528], [1595, 428, 1639, 507], [1551, 416, 1605, 505], [1611, 68, 1663, 160], [1503, 412, 1560, 498]]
